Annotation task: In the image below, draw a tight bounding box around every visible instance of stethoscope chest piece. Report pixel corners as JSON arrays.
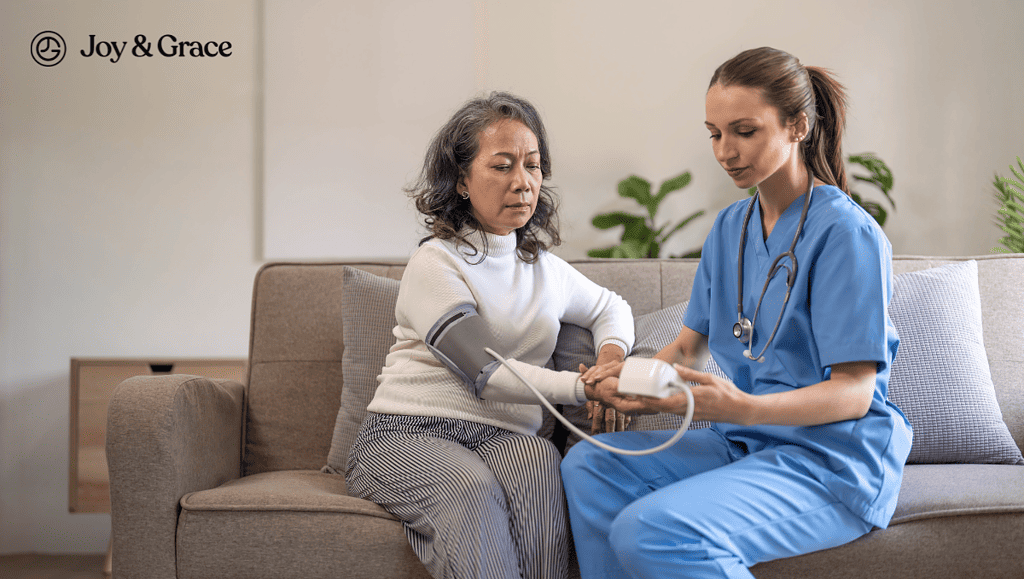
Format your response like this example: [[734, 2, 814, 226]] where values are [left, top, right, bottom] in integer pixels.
[[733, 318, 752, 342]]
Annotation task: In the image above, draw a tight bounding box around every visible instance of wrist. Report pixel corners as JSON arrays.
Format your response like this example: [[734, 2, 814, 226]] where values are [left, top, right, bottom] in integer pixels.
[[596, 342, 626, 364], [740, 391, 762, 426], [575, 377, 590, 404]]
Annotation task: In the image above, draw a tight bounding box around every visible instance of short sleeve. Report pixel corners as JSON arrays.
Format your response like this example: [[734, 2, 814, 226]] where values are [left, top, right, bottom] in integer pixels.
[[810, 223, 893, 369]]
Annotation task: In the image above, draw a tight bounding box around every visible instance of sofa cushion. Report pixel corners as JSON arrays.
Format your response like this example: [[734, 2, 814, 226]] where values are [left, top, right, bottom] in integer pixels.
[[323, 267, 400, 476], [890, 463, 1024, 524], [887, 261, 1024, 465], [177, 470, 430, 579]]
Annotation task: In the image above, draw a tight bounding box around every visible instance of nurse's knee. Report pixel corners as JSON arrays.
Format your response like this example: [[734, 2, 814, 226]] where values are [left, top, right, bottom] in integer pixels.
[[608, 500, 708, 567]]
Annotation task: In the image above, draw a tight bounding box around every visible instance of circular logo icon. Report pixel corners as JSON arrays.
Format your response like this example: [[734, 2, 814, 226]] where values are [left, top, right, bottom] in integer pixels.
[[32, 31, 66, 67]]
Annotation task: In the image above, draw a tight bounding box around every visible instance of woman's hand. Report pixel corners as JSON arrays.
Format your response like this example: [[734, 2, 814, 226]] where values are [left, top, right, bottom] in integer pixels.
[[580, 364, 634, 433], [580, 343, 635, 433], [579, 359, 623, 388], [581, 365, 661, 421], [586, 399, 629, 433]]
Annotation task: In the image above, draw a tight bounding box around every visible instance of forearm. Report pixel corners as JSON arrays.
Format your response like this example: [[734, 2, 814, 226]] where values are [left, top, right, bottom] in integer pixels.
[[479, 359, 586, 405], [741, 376, 874, 426], [664, 361, 876, 426], [654, 325, 709, 371]]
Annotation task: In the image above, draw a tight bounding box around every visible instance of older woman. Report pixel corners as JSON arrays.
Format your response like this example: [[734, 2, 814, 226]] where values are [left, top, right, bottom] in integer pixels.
[[346, 92, 634, 579]]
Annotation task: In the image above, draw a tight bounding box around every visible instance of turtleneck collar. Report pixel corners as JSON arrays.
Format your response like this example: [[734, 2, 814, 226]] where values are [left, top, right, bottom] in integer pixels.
[[458, 227, 518, 260]]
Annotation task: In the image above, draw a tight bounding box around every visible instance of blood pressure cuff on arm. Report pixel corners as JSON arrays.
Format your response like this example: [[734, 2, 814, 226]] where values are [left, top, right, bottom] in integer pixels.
[[425, 304, 502, 398]]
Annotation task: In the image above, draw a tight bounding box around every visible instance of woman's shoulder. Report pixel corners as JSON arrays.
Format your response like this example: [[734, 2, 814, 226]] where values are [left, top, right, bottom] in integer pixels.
[[808, 185, 891, 253], [811, 185, 883, 232], [405, 238, 467, 277]]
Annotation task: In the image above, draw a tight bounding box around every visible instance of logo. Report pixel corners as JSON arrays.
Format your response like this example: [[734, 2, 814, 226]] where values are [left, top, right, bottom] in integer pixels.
[[32, 31, 66, 67]]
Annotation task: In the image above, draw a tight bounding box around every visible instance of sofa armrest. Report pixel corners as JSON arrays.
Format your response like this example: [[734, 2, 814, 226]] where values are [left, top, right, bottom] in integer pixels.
[[106, 374, 245, 579]]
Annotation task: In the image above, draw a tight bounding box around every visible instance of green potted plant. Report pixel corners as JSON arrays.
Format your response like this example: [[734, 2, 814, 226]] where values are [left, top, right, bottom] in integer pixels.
[[587, 171, 705, 259], [992, 156, 1024, 254], [847, 152, 895, 227]]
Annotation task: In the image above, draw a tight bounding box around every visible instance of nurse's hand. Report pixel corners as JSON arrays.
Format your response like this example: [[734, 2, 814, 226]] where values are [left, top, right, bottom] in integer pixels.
[[651, 364, 753, 424]]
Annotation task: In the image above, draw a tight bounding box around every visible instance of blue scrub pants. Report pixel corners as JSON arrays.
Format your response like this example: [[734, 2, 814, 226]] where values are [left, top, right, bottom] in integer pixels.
[[561, 428, 873, 579]]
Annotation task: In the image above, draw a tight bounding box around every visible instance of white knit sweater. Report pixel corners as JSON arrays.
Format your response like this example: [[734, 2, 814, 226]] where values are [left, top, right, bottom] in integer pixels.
[[366, 230, 635, 435]]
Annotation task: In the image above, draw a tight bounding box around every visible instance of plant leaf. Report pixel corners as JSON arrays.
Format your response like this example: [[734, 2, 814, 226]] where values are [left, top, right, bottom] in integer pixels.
[[587, 247, 616, 258], [616, 239, 649, 259], [658, 210, 706, 245], [618, 176, 653, 207], [653, 171, 692, 206], [848, 152, 895, 213], [993, 157, 1024, 253], [997, 176, 1024, 196], [592, 211, 645, 230], [848, 152, 894, 193]]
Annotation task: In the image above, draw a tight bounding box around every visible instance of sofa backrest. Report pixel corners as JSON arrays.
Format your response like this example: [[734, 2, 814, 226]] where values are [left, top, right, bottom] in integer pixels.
[[242, 255, 1024, 476]]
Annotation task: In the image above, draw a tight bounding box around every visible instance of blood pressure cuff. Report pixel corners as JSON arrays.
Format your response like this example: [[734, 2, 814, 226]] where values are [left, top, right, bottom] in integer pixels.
[[425, 304, 502, 398]]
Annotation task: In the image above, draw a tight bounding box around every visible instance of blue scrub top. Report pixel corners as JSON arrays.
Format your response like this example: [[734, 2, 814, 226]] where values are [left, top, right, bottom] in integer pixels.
[[683, 184, 913, 528]]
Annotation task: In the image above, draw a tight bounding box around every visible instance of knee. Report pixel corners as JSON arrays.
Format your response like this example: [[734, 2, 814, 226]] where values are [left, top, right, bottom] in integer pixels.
[[519, 436, 563, 470], [608, 500, 709, 570], [443, 461, 504, 507]]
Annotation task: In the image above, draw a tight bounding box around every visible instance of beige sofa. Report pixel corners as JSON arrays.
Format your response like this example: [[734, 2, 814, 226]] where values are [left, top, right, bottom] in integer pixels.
[[107, 255, 1024, 579]]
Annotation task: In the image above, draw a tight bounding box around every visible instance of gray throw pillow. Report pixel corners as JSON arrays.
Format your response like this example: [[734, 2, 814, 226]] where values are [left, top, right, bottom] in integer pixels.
[[323, 267, 400, 476], [887, 261, 1023, 464]]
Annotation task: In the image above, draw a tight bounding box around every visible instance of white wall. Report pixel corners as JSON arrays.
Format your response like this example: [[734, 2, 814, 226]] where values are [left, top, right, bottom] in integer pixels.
[[263, 0, 1024, 260], [1, 1, 260, 553], [1, 0, 1021, 554]]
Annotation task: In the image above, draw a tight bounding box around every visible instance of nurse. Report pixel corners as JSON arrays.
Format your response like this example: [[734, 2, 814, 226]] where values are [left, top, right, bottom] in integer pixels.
[[561, 46, 913, 579]]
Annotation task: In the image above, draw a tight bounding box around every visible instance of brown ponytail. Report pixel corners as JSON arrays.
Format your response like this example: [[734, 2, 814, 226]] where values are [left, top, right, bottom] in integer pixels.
[[804, 66, 848, 193], [710, 47, 850, 193]]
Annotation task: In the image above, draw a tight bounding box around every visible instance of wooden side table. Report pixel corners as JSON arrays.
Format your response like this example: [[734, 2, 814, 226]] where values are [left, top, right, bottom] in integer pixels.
[[69, 358, 247, 575]]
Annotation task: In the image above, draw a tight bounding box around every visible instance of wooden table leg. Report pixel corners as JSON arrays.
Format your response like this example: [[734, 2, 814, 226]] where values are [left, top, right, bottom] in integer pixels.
[[104, 533, 112, 576]]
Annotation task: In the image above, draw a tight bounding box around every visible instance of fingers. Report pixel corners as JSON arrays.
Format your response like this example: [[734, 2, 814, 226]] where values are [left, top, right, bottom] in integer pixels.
[[604, 406, 615, 434], [615, 409, 628, 432], [581, 360, 624, 386], [591, 402, 603, 434]]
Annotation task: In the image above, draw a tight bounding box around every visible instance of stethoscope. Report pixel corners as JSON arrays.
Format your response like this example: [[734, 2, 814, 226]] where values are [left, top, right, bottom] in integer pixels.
[[732, 167, 814, 362]]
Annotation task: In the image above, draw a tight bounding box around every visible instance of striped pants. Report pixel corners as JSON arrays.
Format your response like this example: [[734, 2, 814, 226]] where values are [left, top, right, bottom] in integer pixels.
[[346, 412, 572, 579]]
